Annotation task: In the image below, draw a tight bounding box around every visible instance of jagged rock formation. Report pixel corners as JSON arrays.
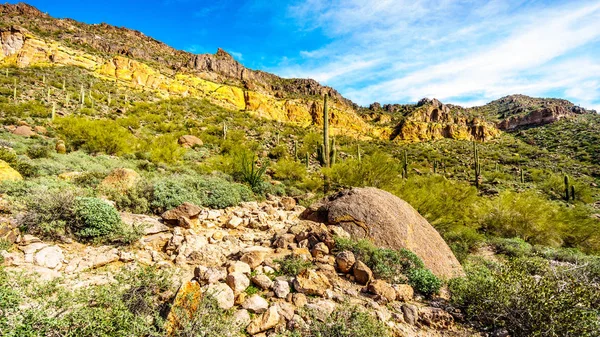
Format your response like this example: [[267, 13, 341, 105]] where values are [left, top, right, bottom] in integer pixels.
[[301, 187, 465, 279], [484, 95, 594, 130], [367, 98, 499, 142]]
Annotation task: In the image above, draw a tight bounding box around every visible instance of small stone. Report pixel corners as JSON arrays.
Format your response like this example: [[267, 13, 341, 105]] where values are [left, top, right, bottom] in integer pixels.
[[402, 304, 419, 325], [251, 274, 273, 290], [394, 284, 414, 302], [240, 251, 266, 269], [207, 282, 235, 310], [368, 280, 397, 303], [273, 279, 290, 298], [161, 203, 202, 228], [195, 266, 226, 284], [353, 261, 373, 285], [311, 242, 329, 258], [292, 293, 307, 308], [233, 309, 251, 328], [293, 269, 332, 296], [227, 216, 243, 229], [226, 272, 250, 294], [246, 305, 280, 335], [178, 135, 203, 148], [242, 294, 269, 313], [335, 251, 356, 273], [280, 197, 296, 211], [34, 246, 63, 269], [228, 261, 252, 274], [305, 300, 336, 321]]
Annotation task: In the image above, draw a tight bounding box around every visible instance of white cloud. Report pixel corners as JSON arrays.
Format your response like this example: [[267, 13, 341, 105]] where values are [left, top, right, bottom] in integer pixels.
[[276, 0, 600, 109]]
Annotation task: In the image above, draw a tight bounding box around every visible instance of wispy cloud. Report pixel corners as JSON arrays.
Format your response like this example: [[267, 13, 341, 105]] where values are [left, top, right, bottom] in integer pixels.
[[275, 0, 600, 109]]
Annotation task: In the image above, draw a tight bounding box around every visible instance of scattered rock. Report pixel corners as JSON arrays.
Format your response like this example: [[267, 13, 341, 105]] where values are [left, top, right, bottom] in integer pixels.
[[226, 272, 250, 294], [12, 125, 34, 137], [419, 307, 454, 329], [311, 242, 329, 258], [335, 250, 356, 273], [242, 294, 269, 313], [251, 274, 273, 290], [195, 266, 226, 285], [273, 279, 290, 298], [228, 261, 251, 274], [292, 293, 307, 307], [280, 197, 296, 211], [206, 282, 235, 310], [233, 309, 251, 328], [393, 284, 414, 302], [246, 305, 280, 335], [178, 135, 203, 148], [99, 168, 140, 193], [227, 216, 244, 229], [240, 250, 266, 269], [353, 261, 373, 285], [293, 269, 332, 296], [305, 299, 336, 321], [368, 280, 396, 303], [161, 202, 202, 228], [402, 304, 419, 325]]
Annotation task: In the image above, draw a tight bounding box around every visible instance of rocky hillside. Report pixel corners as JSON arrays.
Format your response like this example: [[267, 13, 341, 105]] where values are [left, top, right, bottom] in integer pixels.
[[2, 3, 594, 143], [2, 188, 480, 337], [0, 3, 373, 137]]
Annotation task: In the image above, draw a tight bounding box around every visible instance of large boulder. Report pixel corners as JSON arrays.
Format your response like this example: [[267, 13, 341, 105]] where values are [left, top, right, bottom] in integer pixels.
[[178, 135, 203, 148], [301, 187, 463, 278]]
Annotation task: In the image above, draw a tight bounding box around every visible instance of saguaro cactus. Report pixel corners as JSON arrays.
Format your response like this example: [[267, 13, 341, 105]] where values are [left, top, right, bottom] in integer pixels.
[[293, 140, 298, 161], [305, 152, 310, 169], [323, 94, 330, 167], [357, 144, 362, 163], [473, 141, 481, 188], [402, 150, 409, 179], [564, 175, 570, 201], [223, 121, 228, 140], [13, 79, 17, 102]]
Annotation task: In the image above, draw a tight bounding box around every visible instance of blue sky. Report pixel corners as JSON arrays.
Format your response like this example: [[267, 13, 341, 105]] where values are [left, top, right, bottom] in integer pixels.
[[14, 0, 600, 109]]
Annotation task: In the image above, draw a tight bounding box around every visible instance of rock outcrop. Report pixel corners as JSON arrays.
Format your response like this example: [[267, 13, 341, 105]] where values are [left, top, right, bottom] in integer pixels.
[[301, 187, 464, 278]]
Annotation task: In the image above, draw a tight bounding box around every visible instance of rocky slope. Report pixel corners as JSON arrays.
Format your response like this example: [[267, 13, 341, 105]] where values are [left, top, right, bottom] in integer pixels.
[[1, 192, 480, 337], [0, 3, 375, 138]]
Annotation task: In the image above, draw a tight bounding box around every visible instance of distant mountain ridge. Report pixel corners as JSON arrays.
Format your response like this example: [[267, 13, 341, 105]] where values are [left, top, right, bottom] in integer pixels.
[[0, 2, 595, 142]]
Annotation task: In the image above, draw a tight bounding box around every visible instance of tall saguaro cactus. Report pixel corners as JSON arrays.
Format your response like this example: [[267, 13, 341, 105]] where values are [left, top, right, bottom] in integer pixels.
[[323, 94, 330, 168], [402, 150, 409, 179], [473, 141, 481, 188], [564, 175, 570, 201], [317, 94, 336, 168]]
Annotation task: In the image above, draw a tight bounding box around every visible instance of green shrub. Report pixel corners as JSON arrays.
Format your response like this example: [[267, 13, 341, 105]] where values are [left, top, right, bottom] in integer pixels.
[[407, 268, 442, 297], [449, 258, 600, 337], [272, 158, 307, 182], [150, 175, 253, 212], [334, 237, 425, 283], [325, 152, 402, 189], [54, 116, 136, 155], [26, 144, 51, 159], [276, 255, 313, 276], [299, 304, 391, 337], [73, 197, 123, 240], [17, 188, 82, 239], [1, 265, 174, 336], [489, 237, 533, 257]]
